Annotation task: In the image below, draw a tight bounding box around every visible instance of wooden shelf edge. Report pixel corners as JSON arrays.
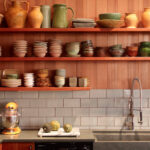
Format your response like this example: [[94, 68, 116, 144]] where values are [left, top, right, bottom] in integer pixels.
[[0, 87, 91, 91], [0, 57, 150, 61], [0, 28, 150, 32]]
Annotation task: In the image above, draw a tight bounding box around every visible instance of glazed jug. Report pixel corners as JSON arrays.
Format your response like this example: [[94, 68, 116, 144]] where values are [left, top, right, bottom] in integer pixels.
[[41, 5, 51, 28], [4, 0, 29, 28], [52, 4, 74, 28], [125, 13, 138, 28], [28, 6, 43, 28], [142, 8, 150, 28]]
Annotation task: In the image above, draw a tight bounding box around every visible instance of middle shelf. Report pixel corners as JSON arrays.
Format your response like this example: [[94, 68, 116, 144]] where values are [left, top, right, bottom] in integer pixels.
[[0, 57, 150, 61]]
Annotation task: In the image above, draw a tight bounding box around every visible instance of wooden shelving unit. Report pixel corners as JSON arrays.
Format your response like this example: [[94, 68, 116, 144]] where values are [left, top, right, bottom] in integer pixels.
[[0, 57, 150, 61], [0, 28, 150, 33], [0, 87, 91, 91]]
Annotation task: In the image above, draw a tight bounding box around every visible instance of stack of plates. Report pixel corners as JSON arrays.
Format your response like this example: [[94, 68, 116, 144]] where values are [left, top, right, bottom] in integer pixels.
[[72, 18, 96, 28], [13, 40, 28, 57], [1, 79, 21, 87], [24, 73, 34, 87], [33, 41, 48, 57], [49, 39, 62, 57]]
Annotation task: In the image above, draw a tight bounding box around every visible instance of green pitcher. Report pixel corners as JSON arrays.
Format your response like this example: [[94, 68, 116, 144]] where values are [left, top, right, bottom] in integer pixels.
[[52, 4, 74, 28]]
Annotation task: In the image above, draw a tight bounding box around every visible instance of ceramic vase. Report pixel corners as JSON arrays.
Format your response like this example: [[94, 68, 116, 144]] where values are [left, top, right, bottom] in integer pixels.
[[142, 8, 150, 28], [4, 0, 29, 28], [41, 5, 51, 28], [125, 13, 138, 28], [28, 6, 43, 28]]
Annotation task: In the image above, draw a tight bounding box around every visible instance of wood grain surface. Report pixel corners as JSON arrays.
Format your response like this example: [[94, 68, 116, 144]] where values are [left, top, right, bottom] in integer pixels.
[[0, 0, 150, 89]]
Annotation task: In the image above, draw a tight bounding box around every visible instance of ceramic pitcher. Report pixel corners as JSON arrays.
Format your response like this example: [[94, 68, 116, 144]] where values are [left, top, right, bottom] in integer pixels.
[[52, 4, 74, 28], [4, 0, 29, 28], [41, 5, 51, 28], [125, 13, 138, 28], [142, 8, 150, 28]]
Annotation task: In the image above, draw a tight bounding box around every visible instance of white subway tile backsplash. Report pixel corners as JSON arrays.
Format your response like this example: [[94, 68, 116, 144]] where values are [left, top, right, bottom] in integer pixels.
[[46, 99, 63, 107], [73, 108, 90, 116], [39, 108, 55, 117], [81, 117, 97, 126], [5, 91, 22, 98], [98, 117, 115, 126], [107, 90, 123, 98], [90, 108, 106, 116], [98, 99, 115, 108], [56, 108, 72, 117], [73, 91, 89, 98], [3, 89, 150, 129], [22, 108, 38, 117], [90, 89, 106, 98], [64, 117, 80, 126], [81, 99, 98, 108], [64, 99, 80, 107], [22, 91, 38, 99]]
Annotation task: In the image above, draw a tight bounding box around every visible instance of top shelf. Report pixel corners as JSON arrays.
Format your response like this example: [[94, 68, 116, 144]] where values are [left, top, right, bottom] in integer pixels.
[[1, 28, 150, 33]]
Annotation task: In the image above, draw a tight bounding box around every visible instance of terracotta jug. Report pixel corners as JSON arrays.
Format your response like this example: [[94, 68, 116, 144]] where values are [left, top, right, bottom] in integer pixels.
[[28, 6, 43, 28], [125, 13, 138, 28], [52, 4, 74, 28], [142, 8, 150, 28], [4, 0, 29, 28]]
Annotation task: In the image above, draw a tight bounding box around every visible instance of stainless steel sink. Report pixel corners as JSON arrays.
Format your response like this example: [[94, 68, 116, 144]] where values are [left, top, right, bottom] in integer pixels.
[[93, 130, 150, 141], [93, 130, 150, 150]]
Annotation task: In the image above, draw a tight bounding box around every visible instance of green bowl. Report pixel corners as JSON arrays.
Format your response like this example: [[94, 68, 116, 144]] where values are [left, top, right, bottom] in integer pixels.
[[6, 74, 18, 79], [140, 41, 150, 47], [99, 13, 121, 20]]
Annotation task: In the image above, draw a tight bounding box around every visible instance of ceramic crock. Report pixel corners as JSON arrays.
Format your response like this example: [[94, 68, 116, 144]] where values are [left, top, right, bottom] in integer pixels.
[[125, 13, 138, 28], [52, 4, 74, 28], [4, 0, 29, 28]]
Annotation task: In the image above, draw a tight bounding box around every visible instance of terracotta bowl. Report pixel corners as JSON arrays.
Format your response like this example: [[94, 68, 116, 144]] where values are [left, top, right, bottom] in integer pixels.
[[126, 46, 138, 57], [14, 51, 26, 57], [34, 52, 46, 57]]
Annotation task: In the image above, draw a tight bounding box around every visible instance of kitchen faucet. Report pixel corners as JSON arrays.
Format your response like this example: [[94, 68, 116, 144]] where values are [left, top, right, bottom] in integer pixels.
[[127, 77, 143, 130]]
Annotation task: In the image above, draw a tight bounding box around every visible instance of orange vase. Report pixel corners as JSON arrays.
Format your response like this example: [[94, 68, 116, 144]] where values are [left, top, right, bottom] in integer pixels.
[[142, 8, 150, 28], [125, 13, 138, 28], [28, 6, 43, 28], [4, 0, 29, 28]]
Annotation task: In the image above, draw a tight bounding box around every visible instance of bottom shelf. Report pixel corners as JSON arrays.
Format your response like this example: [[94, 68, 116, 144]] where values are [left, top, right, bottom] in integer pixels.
[[0, 87, 91, 91]]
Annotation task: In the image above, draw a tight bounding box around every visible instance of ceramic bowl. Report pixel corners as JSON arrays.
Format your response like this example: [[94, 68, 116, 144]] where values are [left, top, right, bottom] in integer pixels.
[[83, 50, 94, 57], [37, 69, 49, 74], [109, 48, 125, 57], [37, 73, 48, 78], [34, 52, 47, 57], [99, 13, 121, 20], [56, 69, 66, 77], [65, 42, 80, 56], [49, 52, 61, 57], [14, 51, 26, 57], [6, 74, 18, 79], [55, 76, 65, 87], [97, 20, 124, 28], [140, 41, 150, 47]]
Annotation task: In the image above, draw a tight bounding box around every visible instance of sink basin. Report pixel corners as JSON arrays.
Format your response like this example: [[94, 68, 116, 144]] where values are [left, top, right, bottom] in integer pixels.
[[93, 130, 150, 150], [93, 130, 150, 141]]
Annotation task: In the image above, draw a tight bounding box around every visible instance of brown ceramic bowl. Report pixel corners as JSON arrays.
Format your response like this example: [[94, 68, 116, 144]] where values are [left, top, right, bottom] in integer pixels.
[[37, 73, 48, 78], [126, 46, 138, 57]]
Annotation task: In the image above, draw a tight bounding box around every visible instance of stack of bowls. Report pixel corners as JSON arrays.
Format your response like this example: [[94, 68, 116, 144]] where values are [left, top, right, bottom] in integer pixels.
[[139, 41, 150, 57], [109, 44, 125, 57], [23, 73, 34, 87], [81, 40, 94, 57], [55, 69, 66, 87], [97, 13, 124, 28], [36, 69, 50, 87], [65, 42, 80, 57], [33, 41, 48, 57], [49, 39, 62, 57], [1, 79, 21, 87], [13, 40, 28, 57]]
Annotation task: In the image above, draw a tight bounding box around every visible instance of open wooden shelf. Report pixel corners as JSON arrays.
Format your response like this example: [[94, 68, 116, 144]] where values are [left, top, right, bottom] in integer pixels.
[[0, 57, 150, 61], [0, 28, 150, 33], [0, 87, 91, 91]]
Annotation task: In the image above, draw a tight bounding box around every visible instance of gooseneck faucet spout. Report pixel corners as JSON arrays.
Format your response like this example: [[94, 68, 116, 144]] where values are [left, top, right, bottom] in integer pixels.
[[127, 78, 143, 130]]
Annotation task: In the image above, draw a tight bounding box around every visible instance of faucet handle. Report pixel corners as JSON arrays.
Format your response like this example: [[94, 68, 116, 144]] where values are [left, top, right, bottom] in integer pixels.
[[138, 111, 143, 125]]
